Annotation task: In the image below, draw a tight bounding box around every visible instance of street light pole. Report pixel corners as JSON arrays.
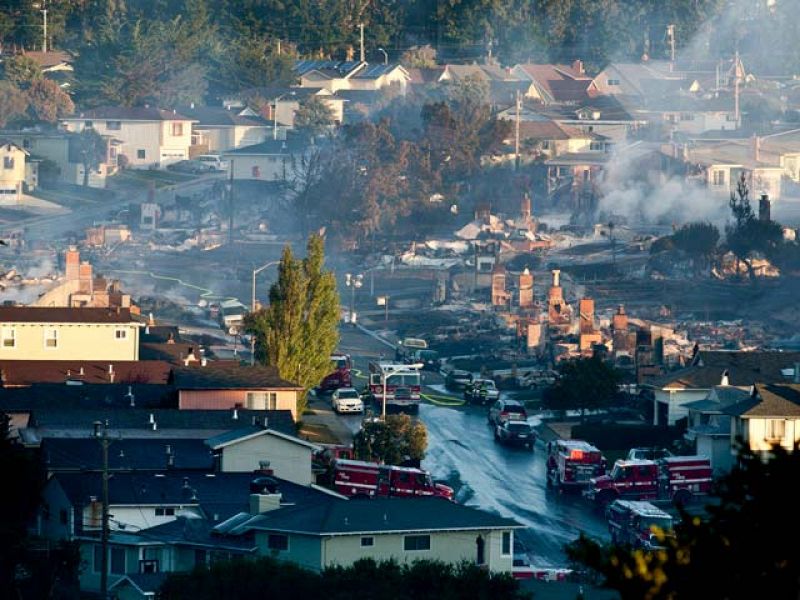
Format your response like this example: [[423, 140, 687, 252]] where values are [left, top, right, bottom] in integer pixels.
[[345, 273, 363, 326], [94, 421, 110, 600], [377, 47, 388, 65], [250, 260, 280, 366]]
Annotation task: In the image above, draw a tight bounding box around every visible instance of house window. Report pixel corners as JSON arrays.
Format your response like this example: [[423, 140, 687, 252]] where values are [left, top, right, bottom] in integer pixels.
[[44, 329, 58, 349], [403, 535, 430, 551], [2, 327, 15, 348], [607, 78, 620, 86], [3, 157, 14, 169], [268, 392, 277, 410], [252, 165, 261, 178], [361, 537, 374, 547], [765, 419, 785, 442], [712, 170, 726, 186], [115, 329, 127, 340], [267, 534, 289, 551], [541, 140, 550, 150], [155, 507, 175, 517], [590, 141, 604, 151], [139, 559, 159, 574], [137, 149, 146, 159], [246, 392, 267, 409], [110, 547, 125, 574], [60, 509, 68, 525], [680, 113, 695, 122], [171, 123, 184, 136], [502, 531, 512, 555], [106, 121, 122, 130]]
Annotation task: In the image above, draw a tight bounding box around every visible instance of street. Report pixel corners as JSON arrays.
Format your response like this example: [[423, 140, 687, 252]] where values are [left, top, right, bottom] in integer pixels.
[[337, 325, 610, 569]]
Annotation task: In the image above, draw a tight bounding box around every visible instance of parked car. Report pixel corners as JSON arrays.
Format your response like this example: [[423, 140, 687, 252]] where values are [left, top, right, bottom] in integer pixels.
[[167, 159, 216, 174], [464, 378, 500, 405], [488, 399, 528, 426], [331, 387, 364, 414], [195, 154, 228, 171], [445, 369, 472, 391], [494, 419, 536, 450]]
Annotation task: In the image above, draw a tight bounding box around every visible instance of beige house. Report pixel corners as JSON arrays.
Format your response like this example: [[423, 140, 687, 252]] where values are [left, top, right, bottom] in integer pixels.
[[206, 427, 319, 485], [238, 497, 521, 573], [221, 137, 309, 184], [0, 307, 139, 361], [177, 104, 274, 154], [61, 107, 195, 169], [726, 383, 800, 453], [174, 365, 302, 420], [0, 139, 28, 203]]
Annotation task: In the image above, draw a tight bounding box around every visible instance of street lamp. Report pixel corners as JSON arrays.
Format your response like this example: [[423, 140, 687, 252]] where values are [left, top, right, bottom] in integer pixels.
[[377, 47, 388, 65], [380, 362, 423, 420], [345, 273, 363, 325], [250, 260, 280, 365]]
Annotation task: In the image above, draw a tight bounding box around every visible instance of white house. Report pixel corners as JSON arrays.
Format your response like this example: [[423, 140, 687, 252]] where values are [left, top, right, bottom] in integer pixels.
[[294, 60, 409, 94], [0, 139, 28, 203], [221, 137, 311, 183], [176, 105, 275, 153], [726, 383, 800, 454], [61, 107, 195, 169]]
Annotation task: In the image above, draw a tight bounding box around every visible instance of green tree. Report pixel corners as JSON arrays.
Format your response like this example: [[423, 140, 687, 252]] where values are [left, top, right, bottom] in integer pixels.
[[25, 77, 74, 122], [567, 443, 800, 599], [245, 235, 340, 416], [0, 81, 28, 127], [294, 96, 336, 135], [353, 413, 428, 465], [543, 356, 621, 420], [1, 55, 43, 87], [401, 44, 438, 68], [218, 35, 296, 92], [671, 221, 720, 275], [73, 128, 108, 187]]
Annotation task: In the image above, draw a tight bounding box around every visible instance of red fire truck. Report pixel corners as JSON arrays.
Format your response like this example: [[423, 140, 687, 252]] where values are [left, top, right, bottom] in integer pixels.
[[332, 459, 454, 500], [585, 455, 713, 506], [367, 361, 422, 413], [318, 354, 352, 393], [546, 440, 607, 489]]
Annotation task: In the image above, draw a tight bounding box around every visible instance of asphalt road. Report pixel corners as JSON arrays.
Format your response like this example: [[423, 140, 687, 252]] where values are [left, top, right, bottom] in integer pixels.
[[337, 324, 610, 569]]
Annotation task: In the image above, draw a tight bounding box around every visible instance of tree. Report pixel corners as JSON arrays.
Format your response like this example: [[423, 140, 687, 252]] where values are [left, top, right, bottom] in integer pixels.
[[245, 235, 340, 416], [543, 357, 621, 420], [353, 414, 428, 465], [566, 443, 800, 599], [219, 35, 296, 92], [401, 44, 437, 68], [294, 96, 335, 135], [0, 81, 28, 127], [25, 78, 75, 122], [671, 221, 720, 275], [73, 128, 108, 187], [1, 55, 43, 87]]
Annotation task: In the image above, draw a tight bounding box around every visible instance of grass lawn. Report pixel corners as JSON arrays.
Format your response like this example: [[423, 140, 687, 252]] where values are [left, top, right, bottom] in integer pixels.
[[114, 169, 197, 188]]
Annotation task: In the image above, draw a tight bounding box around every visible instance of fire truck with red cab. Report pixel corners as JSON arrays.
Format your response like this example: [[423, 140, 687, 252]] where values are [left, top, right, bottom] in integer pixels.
[[585, 455, 713, 506], [367, 361, 422, 413], [332, 459, 454, 500], [318, 354, 352, 393], [546, 440, 607, 489]]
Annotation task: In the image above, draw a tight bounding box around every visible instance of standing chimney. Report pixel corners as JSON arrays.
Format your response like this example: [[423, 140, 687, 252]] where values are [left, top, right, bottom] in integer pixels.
[[759, 194, 771, 222], [753, 135, 761, 162], [552, 269, 561, 288], [520, 193, 531, 221], [518, 268, 534, 309]]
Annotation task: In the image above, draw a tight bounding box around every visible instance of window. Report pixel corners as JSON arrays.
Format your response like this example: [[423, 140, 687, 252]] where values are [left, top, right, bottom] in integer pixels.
[[680, 113, 695, 122], [85, 120, 93, 127], [361, 537, 374, 547], [502, 531, 512, 555], [115, 329, 127, 340], [607, 78, 620, 86], [252, 165, 261, 178], [171, 123, 184, 136], [110, 547, 125, 574], [712, 170, 726, 186], [137, 149, 146, 159], [139, 559, 159, 574], [2, 327, 15, 348], [60, 509, 68, 525], [267, 534, 289, 551], [44, 329, 58, 349], [3, 156, 14, 169], [22, 138, 31, 149], [403, 535, 430, 551], [765, 419, 785, 441], [246, 392, 267, 409], [541, 140, 550, 150], [590, 141, 604, 151], [106, 121, 122, 130], [155, 507, 175, 517], [268, 392, 277, 410]]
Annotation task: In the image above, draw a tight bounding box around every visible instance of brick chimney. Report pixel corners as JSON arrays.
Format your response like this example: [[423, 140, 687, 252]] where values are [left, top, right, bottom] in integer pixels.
[[572, 59, 585, 75], [579, 298, 595, 334], [520, 193, 531, 221], [518, 268, 533, 308], [65, 246, 80, 281]]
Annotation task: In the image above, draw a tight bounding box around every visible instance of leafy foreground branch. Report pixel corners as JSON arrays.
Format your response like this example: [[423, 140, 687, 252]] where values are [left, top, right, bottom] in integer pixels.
[[567, 444, 800, 599], [159, 557, 530, 600]]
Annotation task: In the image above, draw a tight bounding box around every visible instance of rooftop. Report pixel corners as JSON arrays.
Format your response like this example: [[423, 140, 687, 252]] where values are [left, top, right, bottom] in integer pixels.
[[64, 107, 194, 122], [172, 364, 301, 390], [175, 105, 272, 127], [0, 360, 172, 386], [724, 383, 800, 418], [648, 351, 800, 389], [0, 306, 133, 324]]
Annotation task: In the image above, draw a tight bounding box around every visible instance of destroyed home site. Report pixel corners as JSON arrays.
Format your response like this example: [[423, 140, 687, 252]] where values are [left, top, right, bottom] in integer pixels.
[[2, 1, 800, 599]]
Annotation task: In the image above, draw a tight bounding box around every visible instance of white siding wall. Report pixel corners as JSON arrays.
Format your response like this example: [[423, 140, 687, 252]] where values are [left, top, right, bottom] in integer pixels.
[[220, 435, 314, 485]]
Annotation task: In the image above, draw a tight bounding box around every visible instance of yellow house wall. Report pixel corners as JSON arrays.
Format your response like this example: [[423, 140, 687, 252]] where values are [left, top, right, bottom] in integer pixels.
[[0, 322, 139, 361], [747, 418, 800, 452]]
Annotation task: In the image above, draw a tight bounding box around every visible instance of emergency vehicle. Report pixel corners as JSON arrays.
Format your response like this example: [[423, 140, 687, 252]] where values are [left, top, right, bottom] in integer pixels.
[[585, 455, 713, 506], [318, 354, 352, 392], [606, 500, 674, 550], [332, 459, 454, 500], [546, 440, 607, 489], [367, 361, 422, 413]]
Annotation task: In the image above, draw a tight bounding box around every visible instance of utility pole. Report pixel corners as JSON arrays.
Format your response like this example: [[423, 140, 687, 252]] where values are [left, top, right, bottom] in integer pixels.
[[41, 7, 48, 53], [277, 39, 281, 55], [228, 160, 234, 246], [514, 91, 522, 170], [94, 421, 110, 600], [666, 24, 675, 69], [359, 23, 365, 62], [734, 50, 741, 126]]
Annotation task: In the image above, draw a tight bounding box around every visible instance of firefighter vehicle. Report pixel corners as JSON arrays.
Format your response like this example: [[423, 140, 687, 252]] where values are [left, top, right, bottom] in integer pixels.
[[318, 354, 352, 393], [367, 361, 422, 413], [585, 455, 713, 506], [332, 459, 454, 500], [546, 440, 607, 489], [606, 500, 674, 550]]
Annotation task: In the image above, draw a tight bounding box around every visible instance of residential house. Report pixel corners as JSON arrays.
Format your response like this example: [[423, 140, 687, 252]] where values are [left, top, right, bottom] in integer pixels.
[[438, 63, 512, 83], [18, 50, 74, 75], [176, 104, 275, 154], [0, 139, 28, 203], [294, 60, 409, 94], [221, 136, 310, 183], [510, 62, 593, 105], [1, 130, 119, 188], [589, 61, 686, 101], [0, 360, 172, 386], [639, 94, 739, 134], [205, 427, 319, 485], [644, 350, 800, 426], [684, 384, 750, 473], [173, 364, 302, 420], [544, 151, 609, 211], [760, 129, 800, 183], [498, 116, 609, 161], [226, 88, 344, 128], [725, 383, 800, 454], [232, 496, 522, 573], [542, 96, 644, 143], [0, 307, 139, 361], [61, 107, 195, 169]]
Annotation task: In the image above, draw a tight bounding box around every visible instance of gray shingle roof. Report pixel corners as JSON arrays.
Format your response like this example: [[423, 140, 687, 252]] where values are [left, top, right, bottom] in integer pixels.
[[65, 107, 194, 121], [648, 351, 800, 389], [172, 365, 301, 390], [0, 306, 133, 323], [724, 383, 800, 418], [175, 105, 272, 127]]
